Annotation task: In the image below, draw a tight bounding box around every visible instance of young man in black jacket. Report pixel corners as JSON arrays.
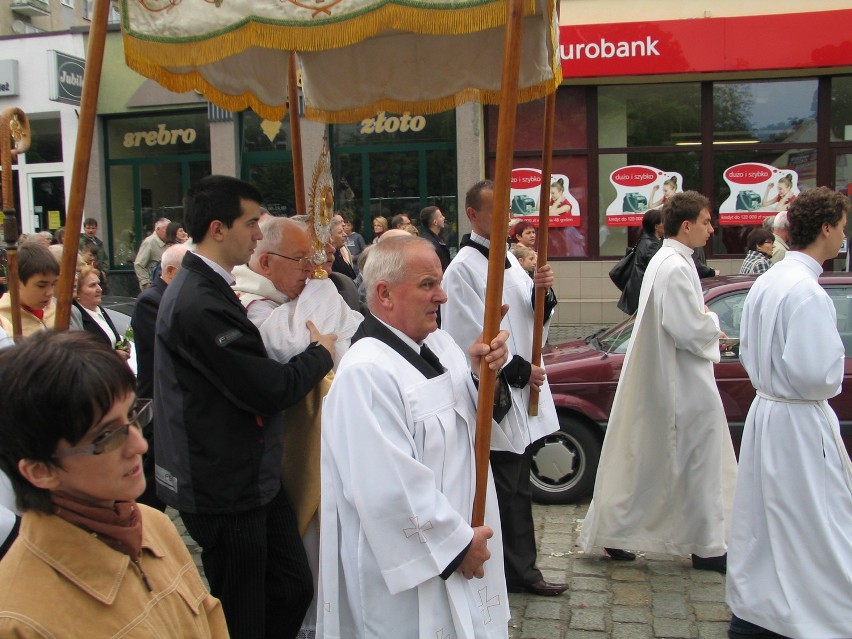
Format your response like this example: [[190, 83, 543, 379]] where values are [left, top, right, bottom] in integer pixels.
[[154, 175, 336, 639]]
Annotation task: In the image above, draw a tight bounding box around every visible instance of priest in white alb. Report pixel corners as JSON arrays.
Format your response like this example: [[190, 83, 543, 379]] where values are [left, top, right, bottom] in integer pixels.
[[579, 191, 737, 573], [726, 187, 852, 639], [317, 235, 524, 639]]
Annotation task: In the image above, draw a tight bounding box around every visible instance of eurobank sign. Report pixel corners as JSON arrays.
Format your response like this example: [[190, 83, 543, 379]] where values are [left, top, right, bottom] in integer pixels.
[[560, 8, 852, 77]]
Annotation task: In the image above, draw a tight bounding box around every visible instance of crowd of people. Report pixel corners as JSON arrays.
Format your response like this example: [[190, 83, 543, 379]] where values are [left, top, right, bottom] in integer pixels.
[[0, 177, 848, 639]]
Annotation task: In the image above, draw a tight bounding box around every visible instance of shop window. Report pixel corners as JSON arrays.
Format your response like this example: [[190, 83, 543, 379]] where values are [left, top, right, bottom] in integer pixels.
[[711, 147, 816, 256], [598, 151, 701, 257], [487, 88, 587, 152], [713, 80, 817, 144], [109, 165, 135, 269], [598, 83, 701, 148], [242, 110, 291, 153], [24, 115, 62, 164], [488, 155, 589, 258], [831, 76, 852, 142]]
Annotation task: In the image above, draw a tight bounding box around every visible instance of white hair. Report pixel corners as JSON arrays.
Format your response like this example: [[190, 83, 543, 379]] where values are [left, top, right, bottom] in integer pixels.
[[363, 235, 431, 307], [773, 210, 789, 230], [160, 243, 191, 271]]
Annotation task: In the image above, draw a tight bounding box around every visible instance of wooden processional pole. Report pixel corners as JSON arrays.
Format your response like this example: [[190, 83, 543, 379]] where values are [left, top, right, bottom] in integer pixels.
[[528, 89, 556, 415], [472, 0, 524, 527]]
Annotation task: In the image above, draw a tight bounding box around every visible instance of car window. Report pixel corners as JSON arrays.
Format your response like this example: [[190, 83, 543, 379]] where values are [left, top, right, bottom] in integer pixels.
[[825, 286, 852, 357], [598, 318, 634, 354], [708, 292, 747, 338]]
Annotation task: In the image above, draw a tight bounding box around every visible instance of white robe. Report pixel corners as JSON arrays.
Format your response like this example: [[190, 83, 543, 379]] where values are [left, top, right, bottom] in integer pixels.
[[726, 252, 852, 639], [260, 278, 363, 369], [317, 328, 524, 639], [441, 243, 558, 446], [579, 239, 737, 557]]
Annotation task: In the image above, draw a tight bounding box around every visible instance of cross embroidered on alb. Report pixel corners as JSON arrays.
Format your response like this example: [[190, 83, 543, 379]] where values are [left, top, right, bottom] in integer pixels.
[[403, 516, 434, 543], [478, 586, 501, 624], [435, 628, 452, 639]]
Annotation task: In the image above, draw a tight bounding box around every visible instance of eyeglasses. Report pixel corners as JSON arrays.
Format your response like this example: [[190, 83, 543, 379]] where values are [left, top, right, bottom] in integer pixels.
[[53, 399, 152, 458], [265, 251, 315, 269]]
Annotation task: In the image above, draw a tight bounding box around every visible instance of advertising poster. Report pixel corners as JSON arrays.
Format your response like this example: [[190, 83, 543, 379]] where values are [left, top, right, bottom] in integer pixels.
[[605, 166, 683, 226], [719, 163, 799, 226], [509, 168, 581, 227]]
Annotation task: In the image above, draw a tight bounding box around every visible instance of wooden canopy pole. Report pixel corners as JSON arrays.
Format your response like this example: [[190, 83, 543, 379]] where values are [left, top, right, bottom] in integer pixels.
[[528, 90, 556, 415], [288, 52, 307, 218], [472, 0, 524, 527], [54, 0, 110, 331]]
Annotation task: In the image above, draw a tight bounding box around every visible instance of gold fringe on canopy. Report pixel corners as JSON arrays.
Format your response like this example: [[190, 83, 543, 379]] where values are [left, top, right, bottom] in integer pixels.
[[122, 0, 539, 67]]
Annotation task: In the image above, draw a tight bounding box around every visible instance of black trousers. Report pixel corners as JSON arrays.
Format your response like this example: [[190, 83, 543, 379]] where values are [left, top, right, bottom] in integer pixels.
[[180, 487, 312, 639], [490, 446, 542, 588]]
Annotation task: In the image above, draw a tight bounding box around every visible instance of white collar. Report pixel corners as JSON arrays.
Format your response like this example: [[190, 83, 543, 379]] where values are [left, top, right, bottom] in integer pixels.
[[194, 252, 236, 286]]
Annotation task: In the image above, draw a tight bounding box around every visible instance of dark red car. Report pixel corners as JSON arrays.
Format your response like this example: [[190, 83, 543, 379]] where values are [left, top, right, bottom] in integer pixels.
[[533, 274, 852, 504]]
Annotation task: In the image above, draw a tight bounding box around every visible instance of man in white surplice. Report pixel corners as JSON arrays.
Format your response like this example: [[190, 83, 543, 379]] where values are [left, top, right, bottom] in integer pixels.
[[727, 187, 852, 639], [579, 191, 737, 573], [318, 235, 524, 639]]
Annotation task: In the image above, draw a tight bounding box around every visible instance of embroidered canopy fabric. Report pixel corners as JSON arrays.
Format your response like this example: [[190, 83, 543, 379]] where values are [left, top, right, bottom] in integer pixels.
[[121, 0, 562, 122]]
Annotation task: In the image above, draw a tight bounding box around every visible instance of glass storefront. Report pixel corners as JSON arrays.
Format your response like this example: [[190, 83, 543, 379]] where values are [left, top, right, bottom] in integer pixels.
[[103, 110, 210, 270], [241, 110, 296, 217], [331, 110, 458, 245], [486, 76, 851, 260]]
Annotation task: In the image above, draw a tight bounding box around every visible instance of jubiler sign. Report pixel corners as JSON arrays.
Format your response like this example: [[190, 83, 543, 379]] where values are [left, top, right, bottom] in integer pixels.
[[48, 51, 85, 106]]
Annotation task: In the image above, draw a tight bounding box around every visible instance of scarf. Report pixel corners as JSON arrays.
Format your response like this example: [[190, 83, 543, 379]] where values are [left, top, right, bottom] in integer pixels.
[[51, 493, 143, 559], [21, 304, 44, 321]]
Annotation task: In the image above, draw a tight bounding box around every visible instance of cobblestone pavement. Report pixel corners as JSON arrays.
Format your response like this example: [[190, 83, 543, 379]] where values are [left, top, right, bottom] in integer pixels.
[[170, 499, 731, 639]]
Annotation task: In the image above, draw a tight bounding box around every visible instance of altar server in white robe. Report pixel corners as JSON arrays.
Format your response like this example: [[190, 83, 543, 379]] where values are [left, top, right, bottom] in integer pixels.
[[579, 191, 737, 573], [441, 180, 567, 597], [727, 187, 852, 639], [318, 235, 524, 639]]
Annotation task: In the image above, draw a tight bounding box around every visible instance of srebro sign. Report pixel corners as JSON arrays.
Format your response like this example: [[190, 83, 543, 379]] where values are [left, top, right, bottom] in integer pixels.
[[560, 8, 852, 77], [48, 51, 85, 106]]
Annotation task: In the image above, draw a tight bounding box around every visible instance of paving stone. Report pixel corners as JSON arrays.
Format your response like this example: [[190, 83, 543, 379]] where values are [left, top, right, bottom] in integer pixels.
[[612, 606, 652, 624], [647, 561, 689, 575], [612, 622, 653, 639], [612, 582, 652, 606], [612, 567, 648, 582], [688, 584, 726, 603], [693, 603, 731, 622], [572, 557, 612, 576], [652, 592, 688, 619], [569, 607, 608, 632], [521, 618, 565, 639], [690, 569, 726, 584], [570, 576, 609, 592], [649, 575, 689, 593], [696, 621, 730, 639], [563, 632, 608, 639], [524, 600, 564, 620], [568, 591, 610, 608], [653, 617, 693, 638]]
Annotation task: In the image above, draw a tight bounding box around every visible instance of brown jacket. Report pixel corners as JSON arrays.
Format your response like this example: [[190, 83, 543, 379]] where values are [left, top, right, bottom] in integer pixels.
[[0, 506, 228, 638]]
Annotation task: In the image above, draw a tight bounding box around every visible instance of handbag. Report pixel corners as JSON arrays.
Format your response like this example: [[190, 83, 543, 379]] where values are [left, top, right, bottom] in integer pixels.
[[608, 247, 636, 292]]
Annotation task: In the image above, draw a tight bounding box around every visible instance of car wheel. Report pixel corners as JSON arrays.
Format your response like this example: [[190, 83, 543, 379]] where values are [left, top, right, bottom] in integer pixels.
[[529, 414, 602, 504]]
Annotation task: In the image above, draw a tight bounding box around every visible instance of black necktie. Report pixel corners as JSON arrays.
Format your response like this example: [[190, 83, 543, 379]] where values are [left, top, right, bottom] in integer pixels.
[[420, 343, 445, 375]]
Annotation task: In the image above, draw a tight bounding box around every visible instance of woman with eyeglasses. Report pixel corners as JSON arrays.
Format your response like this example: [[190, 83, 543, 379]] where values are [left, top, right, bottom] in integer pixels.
[[0, 331, 228, 638], [739, 228, 775, 275]]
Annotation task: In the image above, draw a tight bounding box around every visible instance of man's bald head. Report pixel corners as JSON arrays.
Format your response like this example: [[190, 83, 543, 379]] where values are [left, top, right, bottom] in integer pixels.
[[160, 243, 191, 284]]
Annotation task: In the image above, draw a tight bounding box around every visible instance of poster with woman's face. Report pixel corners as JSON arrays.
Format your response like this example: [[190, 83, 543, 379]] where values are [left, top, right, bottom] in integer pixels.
[[718, 163, 800, 225], [605, 166, 683, 226], [509, 168, 581, 227]]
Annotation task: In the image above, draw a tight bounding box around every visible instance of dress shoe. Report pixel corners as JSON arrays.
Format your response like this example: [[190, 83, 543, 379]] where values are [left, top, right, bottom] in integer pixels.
[[507, 579, 568, 596], [604, 547, 636, 561], [692, 553, 727, 574]]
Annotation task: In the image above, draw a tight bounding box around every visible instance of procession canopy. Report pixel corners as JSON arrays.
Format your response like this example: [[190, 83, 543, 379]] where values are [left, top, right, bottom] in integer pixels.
[[121, 0, 562, 122]]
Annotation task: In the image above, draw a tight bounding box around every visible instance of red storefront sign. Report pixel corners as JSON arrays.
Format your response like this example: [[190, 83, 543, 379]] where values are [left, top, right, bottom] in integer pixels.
[[560, 9, 852, 77]]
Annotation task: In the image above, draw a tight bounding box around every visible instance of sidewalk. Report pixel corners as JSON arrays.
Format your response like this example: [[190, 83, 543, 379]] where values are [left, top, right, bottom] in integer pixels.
[[510, 501, 731, 639]]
